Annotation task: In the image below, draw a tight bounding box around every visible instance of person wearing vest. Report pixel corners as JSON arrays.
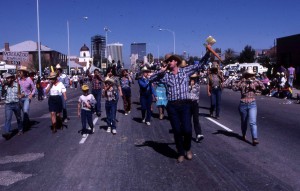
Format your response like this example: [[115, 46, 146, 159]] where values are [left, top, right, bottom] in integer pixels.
[[207, 62, 224, 119], [2, 73, 23, 139]]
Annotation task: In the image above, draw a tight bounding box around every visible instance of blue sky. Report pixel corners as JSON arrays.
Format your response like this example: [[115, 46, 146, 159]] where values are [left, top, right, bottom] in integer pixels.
[[1, 0, 299, 66]]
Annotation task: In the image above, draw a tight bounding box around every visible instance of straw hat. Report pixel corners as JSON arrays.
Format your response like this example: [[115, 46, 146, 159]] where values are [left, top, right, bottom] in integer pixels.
[[56, 64, 62, 69], [190, 73, 199, 78], [47, 72, 58, 79], [140, 66, 150, 72], [18, 66, 29, 72], [104, 77, 115, 84], [3, 73, 14, 79], [81, 84, 89, 91]]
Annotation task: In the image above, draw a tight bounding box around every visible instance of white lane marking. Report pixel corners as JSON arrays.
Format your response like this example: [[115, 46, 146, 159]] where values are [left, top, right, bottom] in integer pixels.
[[79, 117, 98, 144], [205, 117, 233, 132]]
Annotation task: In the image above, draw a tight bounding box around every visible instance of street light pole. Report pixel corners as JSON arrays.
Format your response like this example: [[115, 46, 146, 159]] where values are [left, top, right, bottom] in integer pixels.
[[67, 20, 70, 75], [104, 26, 111, 58], [36, 0, 42, 76], [159, 28, 175, 54]]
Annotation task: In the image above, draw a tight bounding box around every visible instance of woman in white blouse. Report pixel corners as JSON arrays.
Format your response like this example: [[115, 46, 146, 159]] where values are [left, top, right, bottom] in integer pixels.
[[46, 72, 67, 133]]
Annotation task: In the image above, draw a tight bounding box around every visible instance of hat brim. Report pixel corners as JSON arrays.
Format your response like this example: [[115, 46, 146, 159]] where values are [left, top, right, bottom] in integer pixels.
[[18, 69, 29, 72], [47, 76, 57, 79], [164, 55, 182, 63]]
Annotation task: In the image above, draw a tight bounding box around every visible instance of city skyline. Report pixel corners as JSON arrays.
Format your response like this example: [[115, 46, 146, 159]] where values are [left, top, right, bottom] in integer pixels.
[[0, 0, 299, 66]]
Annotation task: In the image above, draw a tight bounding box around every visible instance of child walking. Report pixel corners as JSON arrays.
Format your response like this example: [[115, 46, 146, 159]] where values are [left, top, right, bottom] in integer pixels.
[[78, 85, 96, 137], [102, 77, 118, 134]]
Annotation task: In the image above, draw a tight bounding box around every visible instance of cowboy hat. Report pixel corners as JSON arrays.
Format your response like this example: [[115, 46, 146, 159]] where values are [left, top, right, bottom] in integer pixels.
[[190, 73, 199, 78], [164, 54, 182, 63], [81, 84, 89, 91], [56, 64, 62, 69], [179, 60, 188, 68], [18, 66, 29, 72], [244, 68, 255, 75], [3, 73, 14, 79], [211, 63, 219, 69], [104, 77, 115, 84], [47, 72, 58, 79], [140, 66, 151, 72]]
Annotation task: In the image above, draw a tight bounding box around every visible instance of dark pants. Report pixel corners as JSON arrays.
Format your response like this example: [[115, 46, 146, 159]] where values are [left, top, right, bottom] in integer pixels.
[[166, 101, 192, 156], [81, 109, 93, 133], [105, 100, 117, 130], [92, 89, 102, 114], [140, 94, 152, 122], [38, 87, 43, 100], [61, 95, 68, 120], [191, 100, 202, 135], [122, 95, 131, 113], [210, 87, 222, 117]]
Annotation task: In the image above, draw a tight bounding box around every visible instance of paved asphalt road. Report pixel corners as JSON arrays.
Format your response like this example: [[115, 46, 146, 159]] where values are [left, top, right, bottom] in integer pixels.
[[0, 82, 299, 191]]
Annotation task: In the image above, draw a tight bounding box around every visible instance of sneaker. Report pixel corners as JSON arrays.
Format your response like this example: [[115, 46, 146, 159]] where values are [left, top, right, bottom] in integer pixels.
[[96, 112, 101, 117], [186, 150, 193, 160], [64, 119, 68, 123], [112, 129, 117, 134], [82, 134, 88, 138], [142, 119, 146, 123], [106, 127, 111, 133], [125, 112, 128, 116], [87, 126, 92, 130], [196, 134, 204, 142], [92, 127, 95, 133], [146, 122, 151, 126], [128, 111, 131, 114]]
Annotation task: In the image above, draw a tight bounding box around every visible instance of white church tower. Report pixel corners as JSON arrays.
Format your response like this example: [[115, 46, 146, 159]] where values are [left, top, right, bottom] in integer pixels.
[[79, 44, 93, 69]]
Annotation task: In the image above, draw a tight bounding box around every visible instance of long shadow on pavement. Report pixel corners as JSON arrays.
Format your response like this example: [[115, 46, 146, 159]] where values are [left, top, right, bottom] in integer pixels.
[[212, 130, 253, 145], [135, 141, 177, 159]]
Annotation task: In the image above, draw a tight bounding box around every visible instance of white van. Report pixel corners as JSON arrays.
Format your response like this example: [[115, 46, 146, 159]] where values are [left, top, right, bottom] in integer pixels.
[[0, 62, 17, 77], [238, 63, 268, 74]]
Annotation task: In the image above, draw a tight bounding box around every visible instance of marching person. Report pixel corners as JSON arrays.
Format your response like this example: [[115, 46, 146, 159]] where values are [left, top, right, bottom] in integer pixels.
[[18, 66, 36, 131], [89, 68, 103, 117], [119, 69, 132, 115], [155, 80, 167, 120], [138, 66, 156, 126], [207, 62, 224, 119], [78, 84, 96, 137], [102, 77, 118, 134], [189, 72, 204, 142], [232, 68, 265, 146], [2, 73, 23, 139], [45, 72, 67, 133], [149, 52, 210, 163], [56, 64, 70, 122]]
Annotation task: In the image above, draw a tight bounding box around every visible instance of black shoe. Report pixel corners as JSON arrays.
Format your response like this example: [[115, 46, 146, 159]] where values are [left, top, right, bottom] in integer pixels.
[[2, 133, 12, 140], [96, 112, 101, 117], [196, 134, 204, 142]]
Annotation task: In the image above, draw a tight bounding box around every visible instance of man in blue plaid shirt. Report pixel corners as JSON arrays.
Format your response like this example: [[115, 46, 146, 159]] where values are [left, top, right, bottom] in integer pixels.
[[149, 52, 209, 163]]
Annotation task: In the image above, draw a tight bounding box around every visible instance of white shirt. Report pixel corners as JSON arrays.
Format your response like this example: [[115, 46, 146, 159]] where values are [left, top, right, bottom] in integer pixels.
[[78, 94, 96, 111], [47, 82, 66, 96]]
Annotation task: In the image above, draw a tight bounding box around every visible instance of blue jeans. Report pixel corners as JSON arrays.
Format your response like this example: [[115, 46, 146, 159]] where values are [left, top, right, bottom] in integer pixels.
[[92, 89, 102, 114], [166, 101, 192, 156], [105, 100, 117, 130], [210, 87, 222, 117], [239, 101, 258, 139], [288, 76, 294, 88], [81, 109, 93, 133], [140, 94, 152, 122], [4, 102, 23, 133], [20, 97, 31, 113]]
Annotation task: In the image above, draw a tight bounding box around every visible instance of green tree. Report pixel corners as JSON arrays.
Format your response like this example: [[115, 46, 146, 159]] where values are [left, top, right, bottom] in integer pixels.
[[238, 45, 255, 63], [223, 48, 237, 65]]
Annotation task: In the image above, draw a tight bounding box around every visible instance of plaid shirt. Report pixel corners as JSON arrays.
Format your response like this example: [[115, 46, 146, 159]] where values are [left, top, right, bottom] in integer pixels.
[[233, 78, 265, 103], [91, 76, 102, 90], [149, 64, 202, 101], [5, 82, 19, 103]]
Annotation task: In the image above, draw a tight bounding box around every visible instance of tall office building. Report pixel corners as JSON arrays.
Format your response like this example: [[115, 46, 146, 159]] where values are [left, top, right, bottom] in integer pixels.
[[131, 43, 146, 62], [107, 43, 123, 65], [91, 35, 106, 68]]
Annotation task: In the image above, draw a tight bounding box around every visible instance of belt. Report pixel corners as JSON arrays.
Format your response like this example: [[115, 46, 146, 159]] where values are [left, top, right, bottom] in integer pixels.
[[169, 99, 191, 104], [212, 86, 220, 89]]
